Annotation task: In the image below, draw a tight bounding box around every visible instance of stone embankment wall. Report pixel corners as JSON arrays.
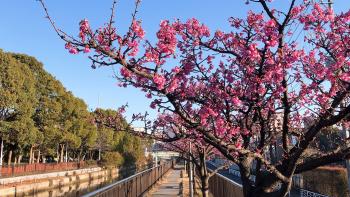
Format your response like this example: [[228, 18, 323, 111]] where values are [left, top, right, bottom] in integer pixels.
[[0, 167, 118, 196]]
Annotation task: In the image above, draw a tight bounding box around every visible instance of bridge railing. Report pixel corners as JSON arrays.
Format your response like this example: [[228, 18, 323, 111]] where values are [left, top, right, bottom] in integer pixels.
[[82, 161, 173, 197]]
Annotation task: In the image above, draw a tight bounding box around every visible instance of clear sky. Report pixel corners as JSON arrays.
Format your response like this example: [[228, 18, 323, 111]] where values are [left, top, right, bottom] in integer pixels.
[[0, 0, 349, 123]]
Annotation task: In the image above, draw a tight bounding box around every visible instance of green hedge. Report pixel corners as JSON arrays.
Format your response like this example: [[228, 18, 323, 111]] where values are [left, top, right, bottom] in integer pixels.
[[100, 151, 124, 167], [302, 166, 349, 197]]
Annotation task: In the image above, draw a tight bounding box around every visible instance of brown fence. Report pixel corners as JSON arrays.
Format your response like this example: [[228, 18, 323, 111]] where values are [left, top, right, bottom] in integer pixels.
[[0, 161, 94, 177], [83, 162, 173, 197], [208, 171, 244, 197]]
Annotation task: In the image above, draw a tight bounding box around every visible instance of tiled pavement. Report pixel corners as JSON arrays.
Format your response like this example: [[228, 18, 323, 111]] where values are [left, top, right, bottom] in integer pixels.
[[150, 167, 182, 197]]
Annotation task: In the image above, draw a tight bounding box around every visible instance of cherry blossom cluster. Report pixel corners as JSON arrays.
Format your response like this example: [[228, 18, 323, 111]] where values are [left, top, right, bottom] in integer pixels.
[[44, 0, 350, 193]]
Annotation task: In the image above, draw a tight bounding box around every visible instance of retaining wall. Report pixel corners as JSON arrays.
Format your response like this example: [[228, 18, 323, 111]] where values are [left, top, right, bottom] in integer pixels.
[[0, 167, 119, 196]]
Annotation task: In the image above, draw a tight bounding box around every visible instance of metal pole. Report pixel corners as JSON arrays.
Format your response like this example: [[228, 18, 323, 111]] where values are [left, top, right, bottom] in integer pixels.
[[328, 0, 333, 9], [0, 139, 3, 166], [189, 142, 194, 197], [0, 138, 3, 177], [344, 126, 350, 194]]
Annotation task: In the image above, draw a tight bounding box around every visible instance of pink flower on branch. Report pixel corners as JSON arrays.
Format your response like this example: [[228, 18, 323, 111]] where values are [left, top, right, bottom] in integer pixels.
[[153, 74, 166, 90]]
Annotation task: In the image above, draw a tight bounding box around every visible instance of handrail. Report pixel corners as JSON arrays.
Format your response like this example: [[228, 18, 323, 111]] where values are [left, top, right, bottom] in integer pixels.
[[208, 161, 329, 197], [213, 170, 243, 187], [82, 165, 156, 197], [82, 162, 173, 197], [207, 161, 242, 187]]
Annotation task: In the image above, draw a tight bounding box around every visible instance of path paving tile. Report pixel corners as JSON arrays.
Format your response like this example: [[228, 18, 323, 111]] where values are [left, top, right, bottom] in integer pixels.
[[150, 167, 182, 197]]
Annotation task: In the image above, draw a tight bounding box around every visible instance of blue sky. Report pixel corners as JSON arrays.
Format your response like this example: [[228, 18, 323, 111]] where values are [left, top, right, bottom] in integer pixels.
[[0, 0, 349, 123]]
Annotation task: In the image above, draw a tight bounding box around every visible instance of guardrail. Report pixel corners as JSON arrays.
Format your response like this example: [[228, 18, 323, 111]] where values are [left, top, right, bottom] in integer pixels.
[[82, 161, 173, 197]]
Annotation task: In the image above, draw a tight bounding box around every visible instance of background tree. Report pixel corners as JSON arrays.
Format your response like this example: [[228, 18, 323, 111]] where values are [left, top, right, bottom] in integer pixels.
[[93, 108, 122, 160], [13, 53, 64, 163], [1, 50, 140, 166], [0, 50, 37, 165]]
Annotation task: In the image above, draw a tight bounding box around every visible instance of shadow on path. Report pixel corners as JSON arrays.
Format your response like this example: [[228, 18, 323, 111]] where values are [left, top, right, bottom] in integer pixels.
[[150, 166, 182, 197]]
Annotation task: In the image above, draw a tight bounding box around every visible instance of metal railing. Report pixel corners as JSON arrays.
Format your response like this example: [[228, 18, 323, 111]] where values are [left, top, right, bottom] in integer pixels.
[[208, 161, 329, 197], [300, 189, 329, 197], [206, 161, 243, 197], [0, 161, 93, 177], [208, 170, 244, 197], [82, 162, 173, 197]]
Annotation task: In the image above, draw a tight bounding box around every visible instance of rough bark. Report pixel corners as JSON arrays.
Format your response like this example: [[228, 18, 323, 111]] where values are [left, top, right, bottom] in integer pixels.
[[239, 157, 254, 197], [200, 176, 210, 197]]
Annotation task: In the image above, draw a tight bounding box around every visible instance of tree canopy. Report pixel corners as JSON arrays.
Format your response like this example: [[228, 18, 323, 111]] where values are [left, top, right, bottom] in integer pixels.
[[0, 50, 146, 167]]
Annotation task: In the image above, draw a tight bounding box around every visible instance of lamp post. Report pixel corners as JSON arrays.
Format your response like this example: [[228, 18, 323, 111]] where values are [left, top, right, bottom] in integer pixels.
[[189, 141, 194, 197]]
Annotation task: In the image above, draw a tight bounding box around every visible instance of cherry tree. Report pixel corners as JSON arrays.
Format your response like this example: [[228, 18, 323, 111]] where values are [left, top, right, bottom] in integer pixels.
[[40, 0, 350, 196]]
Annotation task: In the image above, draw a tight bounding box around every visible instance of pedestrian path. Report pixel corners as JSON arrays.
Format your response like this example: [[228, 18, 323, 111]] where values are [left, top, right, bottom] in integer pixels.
[[150, 167, 182, 197]]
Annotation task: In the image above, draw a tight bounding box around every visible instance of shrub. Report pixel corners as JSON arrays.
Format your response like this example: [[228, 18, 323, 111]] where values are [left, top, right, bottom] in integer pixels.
[[100, 151, 124, 167], [302, 166, 349, 197], [85, 160, 98, 166]]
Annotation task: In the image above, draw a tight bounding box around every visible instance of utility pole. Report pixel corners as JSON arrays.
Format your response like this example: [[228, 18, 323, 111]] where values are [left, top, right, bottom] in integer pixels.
[[327, 0, 333, 9], [0, 138, 3, 166], [97, 93, 101, 161], [0, 138, 3, 177], [318, 0, 333, 9], [344, 127, 350, 195], [340, 100, 350, 194], [189, 141, 194, 197]]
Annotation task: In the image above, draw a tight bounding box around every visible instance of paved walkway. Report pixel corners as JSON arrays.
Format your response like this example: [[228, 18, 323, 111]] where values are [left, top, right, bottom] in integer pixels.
[[150, 167, 182, 197]]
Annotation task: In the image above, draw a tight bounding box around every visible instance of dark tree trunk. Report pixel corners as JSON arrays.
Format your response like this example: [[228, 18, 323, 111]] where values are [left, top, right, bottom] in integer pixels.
[[198, 151, 210, 197], [244, 170, 293, 197], [239, 157, 254, 197], [192, 161, 196, 194], [200, 175, 210, 197]]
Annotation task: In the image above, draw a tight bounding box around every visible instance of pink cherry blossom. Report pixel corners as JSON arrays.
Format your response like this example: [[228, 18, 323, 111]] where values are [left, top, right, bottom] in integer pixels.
[[153, 74, 166, 89]]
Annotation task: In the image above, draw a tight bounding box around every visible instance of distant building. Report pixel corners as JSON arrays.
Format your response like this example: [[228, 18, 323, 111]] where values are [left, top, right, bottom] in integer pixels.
[[151, 142, 179, 161], [132, 127, 146, 133]]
